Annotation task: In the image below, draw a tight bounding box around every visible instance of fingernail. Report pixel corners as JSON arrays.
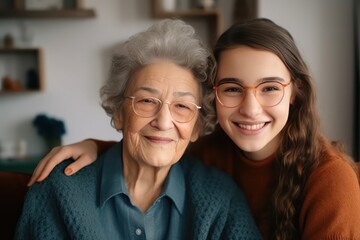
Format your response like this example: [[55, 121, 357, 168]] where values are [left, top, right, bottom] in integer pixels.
[[65, 168, 73, 175]]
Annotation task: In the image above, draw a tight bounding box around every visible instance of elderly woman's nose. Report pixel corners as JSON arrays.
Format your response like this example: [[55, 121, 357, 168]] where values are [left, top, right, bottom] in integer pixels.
[[151, 104, 175, 130]]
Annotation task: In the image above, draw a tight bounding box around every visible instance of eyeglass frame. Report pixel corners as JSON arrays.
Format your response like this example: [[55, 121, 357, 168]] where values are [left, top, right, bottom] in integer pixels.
[[127, 96, 202, 123], [213, 80, 292, 108]]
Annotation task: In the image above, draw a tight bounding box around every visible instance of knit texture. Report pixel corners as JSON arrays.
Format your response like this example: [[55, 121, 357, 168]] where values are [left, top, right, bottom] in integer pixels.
[[16, 154, 262, 240]]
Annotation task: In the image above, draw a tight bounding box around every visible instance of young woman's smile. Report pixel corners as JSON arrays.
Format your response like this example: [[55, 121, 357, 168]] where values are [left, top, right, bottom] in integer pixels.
[[216, 46, 292, 161], [235, 121, 268, 135]]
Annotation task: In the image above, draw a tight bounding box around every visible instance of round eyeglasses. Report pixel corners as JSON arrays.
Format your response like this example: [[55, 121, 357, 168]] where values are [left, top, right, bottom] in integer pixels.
[[214, 81, 291, 108], [127, 96, 201, 123]]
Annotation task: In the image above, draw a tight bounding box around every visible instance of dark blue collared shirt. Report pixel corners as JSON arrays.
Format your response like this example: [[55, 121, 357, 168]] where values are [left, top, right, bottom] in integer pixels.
[[99, 142, 185, 240]]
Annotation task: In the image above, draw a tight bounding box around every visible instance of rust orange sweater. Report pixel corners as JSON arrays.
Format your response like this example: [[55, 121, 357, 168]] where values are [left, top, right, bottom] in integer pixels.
[[188, 127, 360, 239]]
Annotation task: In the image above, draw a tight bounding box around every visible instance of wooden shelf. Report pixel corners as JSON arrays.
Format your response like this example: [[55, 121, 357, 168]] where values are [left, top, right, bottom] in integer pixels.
[[0, 89, 42, 94], [153, 8, 221, 17], [151, 0, 223, 47], [0, 1, 95, 94], [0, 9, 95, 18], [0, 48, 41, 53], [0, 48, 44, 93], [0, 0, 95, 19]]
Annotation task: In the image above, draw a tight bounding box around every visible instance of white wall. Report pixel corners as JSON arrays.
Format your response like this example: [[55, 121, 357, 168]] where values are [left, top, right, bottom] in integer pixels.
[[0, 0, 355, 156], [258, 0, 354, 154]]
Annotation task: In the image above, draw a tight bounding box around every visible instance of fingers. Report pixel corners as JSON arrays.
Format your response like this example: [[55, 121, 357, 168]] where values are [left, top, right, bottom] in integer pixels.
[[27, 155, 49, 186], [27, 147, 62, 186], [27, 139, 99, 187], [27, 146, 76, 186], [62, 154, 94, 176]]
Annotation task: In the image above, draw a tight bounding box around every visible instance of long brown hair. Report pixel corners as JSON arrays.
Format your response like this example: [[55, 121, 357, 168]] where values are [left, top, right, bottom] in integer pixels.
[[213, 18, 356, 239]]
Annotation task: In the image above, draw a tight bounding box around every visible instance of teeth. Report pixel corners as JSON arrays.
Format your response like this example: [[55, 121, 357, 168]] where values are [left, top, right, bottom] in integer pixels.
[[238, 123, 265, 130]]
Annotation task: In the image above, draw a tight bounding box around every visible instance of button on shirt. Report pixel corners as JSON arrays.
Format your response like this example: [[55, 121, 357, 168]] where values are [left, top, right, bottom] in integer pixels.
[[98, 142, 186, 240]]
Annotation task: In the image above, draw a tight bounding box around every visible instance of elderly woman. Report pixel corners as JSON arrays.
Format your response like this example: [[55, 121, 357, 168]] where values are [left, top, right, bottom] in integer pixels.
[[16, 19, 261, 239]]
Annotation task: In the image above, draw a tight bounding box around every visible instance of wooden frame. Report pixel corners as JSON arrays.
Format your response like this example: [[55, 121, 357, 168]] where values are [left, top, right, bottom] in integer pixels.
[[0, 0, 95, 18], [0, 48, 44, 93], [151, 0, 223, 47]]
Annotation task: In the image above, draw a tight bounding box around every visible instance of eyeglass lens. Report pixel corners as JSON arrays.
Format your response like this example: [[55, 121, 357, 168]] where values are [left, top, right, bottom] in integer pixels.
[[215, 81, 286, 107], [130, 96, 199, 123]]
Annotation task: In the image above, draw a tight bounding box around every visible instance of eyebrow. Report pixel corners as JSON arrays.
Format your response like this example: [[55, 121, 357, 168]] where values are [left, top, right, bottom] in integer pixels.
[[134, 86, 196, 99], [217, 77, 286, 86]]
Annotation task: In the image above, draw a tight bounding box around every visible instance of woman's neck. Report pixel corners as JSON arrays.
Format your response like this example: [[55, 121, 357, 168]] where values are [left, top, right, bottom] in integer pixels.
[[242, 135, 280, 161], [123, 158, 171, 212]]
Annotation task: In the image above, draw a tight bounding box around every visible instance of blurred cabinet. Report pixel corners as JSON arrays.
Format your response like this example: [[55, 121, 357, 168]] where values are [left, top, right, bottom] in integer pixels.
[[0, 156, 41, 173], [0, 48, 43, 93], [151, 0, 223, 47]]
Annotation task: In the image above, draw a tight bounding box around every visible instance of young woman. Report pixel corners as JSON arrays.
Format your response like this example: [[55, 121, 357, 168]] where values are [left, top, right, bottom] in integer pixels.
[[28, 18, 360, 239]]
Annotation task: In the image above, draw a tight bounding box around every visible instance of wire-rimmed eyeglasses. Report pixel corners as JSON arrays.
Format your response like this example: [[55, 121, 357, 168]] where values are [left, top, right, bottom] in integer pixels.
[[127, 96, 201, 123], [214, 81, 291, 108]]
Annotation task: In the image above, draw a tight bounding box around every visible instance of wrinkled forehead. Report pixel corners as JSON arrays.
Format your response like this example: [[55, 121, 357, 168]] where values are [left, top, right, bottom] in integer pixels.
[[127, 61, 202, 101]]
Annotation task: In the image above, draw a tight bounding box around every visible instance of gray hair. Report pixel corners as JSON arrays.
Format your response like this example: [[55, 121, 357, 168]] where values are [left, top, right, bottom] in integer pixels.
[[100, 19, 217, 136]]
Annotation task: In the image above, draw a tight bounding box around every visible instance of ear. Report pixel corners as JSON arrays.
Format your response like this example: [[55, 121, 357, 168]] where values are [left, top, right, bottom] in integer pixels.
[[190, 124, 200, 142], [113, 114, 124, 131]]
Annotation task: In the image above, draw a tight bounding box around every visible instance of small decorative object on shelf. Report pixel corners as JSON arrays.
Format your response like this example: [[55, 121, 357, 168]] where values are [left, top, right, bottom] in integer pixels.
[[0, 48, 43, 93], [25, 0, 63, 10], [198, 0, 215, 9], [0, 139, 27, 160], [2, 75, 21, 91], [160, 0, 177, 11], [4, 34, 14, 48], [17, 139, 28, 159], [0, 140, 16, 160], [26, 68, 40, 90], [19, 21, 34, 47], [32, 113, 66, 152], [151, 0, 223, 47]]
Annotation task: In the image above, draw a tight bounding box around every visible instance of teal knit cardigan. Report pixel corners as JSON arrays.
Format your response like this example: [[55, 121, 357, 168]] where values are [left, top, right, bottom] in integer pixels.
[[16, 153, 262, 240]]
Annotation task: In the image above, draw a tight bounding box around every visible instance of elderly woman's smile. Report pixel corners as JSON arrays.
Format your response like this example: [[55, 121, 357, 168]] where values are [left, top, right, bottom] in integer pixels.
[[115, 61, 201, 169]]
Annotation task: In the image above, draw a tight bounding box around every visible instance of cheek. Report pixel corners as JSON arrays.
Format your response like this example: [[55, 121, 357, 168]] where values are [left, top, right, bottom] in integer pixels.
[[123, 111, 149, 133], [177, 121, 197, 141], [272, 97, 291, 126], [122, 115, 150, 146], [215, 103, 230, 125]]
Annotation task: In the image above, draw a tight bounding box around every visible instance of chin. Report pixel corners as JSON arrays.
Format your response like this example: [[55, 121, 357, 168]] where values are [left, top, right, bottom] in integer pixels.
[[145, 155, 178, 168], [235, 140, 268, 154]]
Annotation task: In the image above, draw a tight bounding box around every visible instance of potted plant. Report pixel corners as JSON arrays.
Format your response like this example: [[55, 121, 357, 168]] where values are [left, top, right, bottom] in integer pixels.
[[33, 114, 66, 153]]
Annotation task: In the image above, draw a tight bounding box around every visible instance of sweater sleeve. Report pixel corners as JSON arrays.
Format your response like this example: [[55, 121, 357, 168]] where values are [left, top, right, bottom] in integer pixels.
[[15, 160, 104, 240], [15, 175, 70, 239], [222, 187, 263, 240], [15, 188, 33, 239], [15, 161, 78, 240], [183, 156, 262, 239], [299, 157, 360, 239]]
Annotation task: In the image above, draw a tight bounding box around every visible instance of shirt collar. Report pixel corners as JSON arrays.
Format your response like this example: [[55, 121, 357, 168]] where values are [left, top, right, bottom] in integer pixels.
[[99, 141, 185, 213], [99, 141, 126, 207], [162, 160, 185, 214]]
